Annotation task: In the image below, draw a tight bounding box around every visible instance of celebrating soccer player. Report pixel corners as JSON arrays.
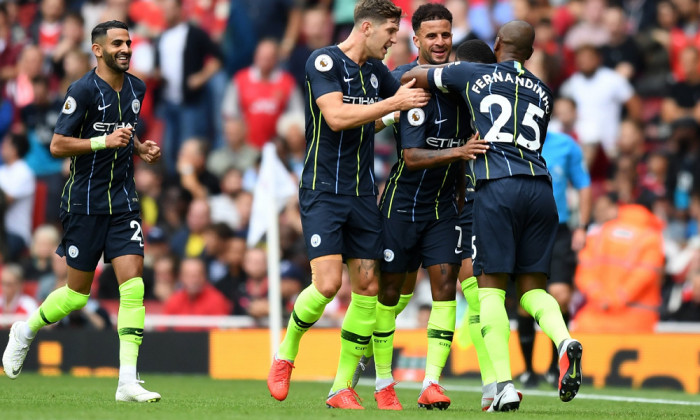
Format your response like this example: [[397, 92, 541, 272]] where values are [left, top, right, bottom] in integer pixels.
[[266, 0, 430, 409], [404, 20, 583, 411], [3, 21, 162, 402]]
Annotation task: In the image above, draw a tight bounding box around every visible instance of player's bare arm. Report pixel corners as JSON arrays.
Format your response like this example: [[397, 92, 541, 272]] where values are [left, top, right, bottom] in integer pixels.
[[316, 79, 430, 132], [403, 132, 487, 170], [401, 64, 446, 89], [134, 136, 161, 164], [49, 126, 133, 158]]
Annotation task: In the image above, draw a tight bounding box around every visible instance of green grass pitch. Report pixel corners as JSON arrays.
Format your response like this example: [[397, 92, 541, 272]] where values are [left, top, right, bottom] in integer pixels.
[[1, 374, 699, 419]]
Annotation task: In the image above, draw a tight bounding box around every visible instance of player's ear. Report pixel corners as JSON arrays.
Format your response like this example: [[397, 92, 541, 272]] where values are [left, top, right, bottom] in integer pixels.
[[493, 36, 501, 53], [412, 35, 420, 50], [91, 43, 102, 59], [360, 20, 372, 37]]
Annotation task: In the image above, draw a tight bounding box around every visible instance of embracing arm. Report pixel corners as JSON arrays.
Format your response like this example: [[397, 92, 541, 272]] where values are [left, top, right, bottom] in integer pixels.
[[401, 64, 447, 89], [316, 79, 430, 132], [402, 133, 488, 170]]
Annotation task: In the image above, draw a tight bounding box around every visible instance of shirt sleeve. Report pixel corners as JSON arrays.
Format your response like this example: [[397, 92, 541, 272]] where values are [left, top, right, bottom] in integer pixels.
[[566, 136, 591, 189], [54, 82, 90, 137], [399, 103, 432, 149], [428, 62, 472, 94], [378, 62, 401, 98], [305, 50, 342, 100]]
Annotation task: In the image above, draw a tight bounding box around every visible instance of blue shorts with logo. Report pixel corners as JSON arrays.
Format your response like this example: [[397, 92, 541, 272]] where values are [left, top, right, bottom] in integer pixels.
[[57, 209, 145, 271], [381, 215, 462, 273], [459, 200, 473, 261], [299, 188, 383, 261], [472, 176, 558, 277]]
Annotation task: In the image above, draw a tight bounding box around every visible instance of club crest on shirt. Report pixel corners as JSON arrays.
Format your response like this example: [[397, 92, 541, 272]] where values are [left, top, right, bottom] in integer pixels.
[[315, 54, 333, 72], [408, 108, 425, 126], [132, 99, 140, 114], [370, 73, 378, 89], [62, 96, 76, 115]]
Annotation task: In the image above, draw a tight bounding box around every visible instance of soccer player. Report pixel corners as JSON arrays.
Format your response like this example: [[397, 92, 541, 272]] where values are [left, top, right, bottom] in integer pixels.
[[404, 21, 583, 411], [362, 5, 492, 410], [2, 21, 162, 403], [266, 0, 430, 409], [517, 127, 591, 388]]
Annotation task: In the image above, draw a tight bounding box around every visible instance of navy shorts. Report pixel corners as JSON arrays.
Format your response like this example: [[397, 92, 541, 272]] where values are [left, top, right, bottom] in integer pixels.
[[459, 200, 474, 261], [299, 189, 383, 261], [548, 224, 576, 286], [472, 176, 558, 277], [57, 209, 145, 271], [381, 215, 462, 273]]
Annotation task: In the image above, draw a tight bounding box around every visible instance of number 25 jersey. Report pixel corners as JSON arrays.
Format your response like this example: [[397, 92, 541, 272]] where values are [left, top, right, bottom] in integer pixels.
[[428, 60, 553, 182]]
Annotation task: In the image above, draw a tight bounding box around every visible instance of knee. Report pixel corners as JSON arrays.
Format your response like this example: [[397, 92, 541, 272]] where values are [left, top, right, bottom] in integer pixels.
[[548, 286, 571, 309], [314, 280, 340, 299], [353, 280, 378, 297], [378, 288, 400, 306]]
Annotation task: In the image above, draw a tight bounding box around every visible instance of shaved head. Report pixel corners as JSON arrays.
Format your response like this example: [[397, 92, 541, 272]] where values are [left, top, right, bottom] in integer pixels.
[[494, 20, 535, 63]]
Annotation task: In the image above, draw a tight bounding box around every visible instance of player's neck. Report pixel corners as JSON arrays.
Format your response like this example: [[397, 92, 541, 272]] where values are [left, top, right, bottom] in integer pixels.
[[95, 65, 125, 91], [338, 30, 369, 66]]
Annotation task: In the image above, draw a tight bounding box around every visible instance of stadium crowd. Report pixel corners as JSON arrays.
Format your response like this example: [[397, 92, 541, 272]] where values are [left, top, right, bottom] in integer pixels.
[[0, 0, 699, 331]]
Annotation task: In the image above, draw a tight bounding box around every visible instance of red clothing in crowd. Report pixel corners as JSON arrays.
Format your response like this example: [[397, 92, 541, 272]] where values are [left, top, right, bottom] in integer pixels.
[[162, 284, 232, 331]]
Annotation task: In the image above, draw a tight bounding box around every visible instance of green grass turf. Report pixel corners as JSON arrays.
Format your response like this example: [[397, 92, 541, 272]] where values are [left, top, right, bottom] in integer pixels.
[[1, 374, 699, 419]]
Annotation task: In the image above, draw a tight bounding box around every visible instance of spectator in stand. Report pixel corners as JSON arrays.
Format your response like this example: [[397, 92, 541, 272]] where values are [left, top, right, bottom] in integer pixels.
[[209, 167, 247, 231], [50, 12, 87, 79], [21, 224, 60, 282], [668, 0, 700, 81], [214, 233, 247, 308], [202, 222, 234, 285], [36, 252, 63, 301], [560, 45, 642, 166], [275, 112, 306, 180], [638, 151, 669, 210], [134, 164, 165, 229], [661, 46, 700, 125], [0, 133, 35, 262], [154, 0, 223, 175], [468, 0, 514, 44], [286, 6, 333, 89], [222, 39, 303, 150], [573, 201, 665, 333], [6, 45, 46, 109], [176, 137, 221, 200], [665, 119, 700, 215], [279, 259, 305, 317], [59, 48, 90, 94], [237, 247, 269, 322], [240, 0, 302, 59], [152, 253, 178, 303], [548, 96, 578, 140], [143, 226, 171, 268], [170, 198, 211, 259], [0, 264, 38, 321], [162, 258, 232, 325], [445, 0, 478, 47], [600, 6, 645, 82], [0, 4, 24, 90], [564, 0, 610, 50], [206, 118, 259, 178], [158, 182, 190, 236], [28, 0, 66, 58]]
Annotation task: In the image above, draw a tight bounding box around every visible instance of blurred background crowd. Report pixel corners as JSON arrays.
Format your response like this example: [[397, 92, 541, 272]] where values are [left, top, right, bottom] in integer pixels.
[[0, 0, 699, 332]]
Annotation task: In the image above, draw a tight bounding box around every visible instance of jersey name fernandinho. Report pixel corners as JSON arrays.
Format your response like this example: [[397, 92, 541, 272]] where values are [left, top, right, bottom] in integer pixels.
[[300, 46, 401, 196], [429, 60, 553, 183], [55, 69, 145, 215], [380, 61, 471, 222]]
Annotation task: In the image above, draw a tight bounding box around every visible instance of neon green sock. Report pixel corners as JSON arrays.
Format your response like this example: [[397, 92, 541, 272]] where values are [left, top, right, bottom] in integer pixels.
[[479, 288, 511, 382], [331, 293, 376, 392], [425, 300, 456, 383], [395, 293, 412, 316], [118, 278, 145, 373], [520, 289, 571, 348], [278, 284, 332, 361], [27, 286, 89, 332], [373, 302, 395, 380], [461, 277, 496, 385]]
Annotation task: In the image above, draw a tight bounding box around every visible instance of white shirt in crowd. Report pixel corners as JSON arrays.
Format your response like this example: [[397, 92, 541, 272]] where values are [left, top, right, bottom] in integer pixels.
[[0, 159, 35, 246]]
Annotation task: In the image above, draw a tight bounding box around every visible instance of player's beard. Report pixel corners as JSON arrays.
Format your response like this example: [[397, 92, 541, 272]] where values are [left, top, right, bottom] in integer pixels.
[[104, 51, 130, 73]]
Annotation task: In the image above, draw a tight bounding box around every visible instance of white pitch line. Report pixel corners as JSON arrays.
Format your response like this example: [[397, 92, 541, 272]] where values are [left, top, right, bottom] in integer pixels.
[[356, 379, 700, 406]]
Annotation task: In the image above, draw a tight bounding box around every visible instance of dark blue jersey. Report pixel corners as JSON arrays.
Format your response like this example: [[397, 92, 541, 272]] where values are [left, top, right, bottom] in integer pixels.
[[300, 46, 401, 196], [380, 61, 471, 222], [55, 69, 145, 215], [428, 60, 553, 183]]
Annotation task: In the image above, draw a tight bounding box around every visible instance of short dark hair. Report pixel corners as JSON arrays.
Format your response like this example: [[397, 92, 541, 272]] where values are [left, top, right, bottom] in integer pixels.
[[354, 0, 402, 25], [455, 39, 496, 64], [91, 20, 128, 44], [8, 133, 29, 159], [412, 3, 452, 33]]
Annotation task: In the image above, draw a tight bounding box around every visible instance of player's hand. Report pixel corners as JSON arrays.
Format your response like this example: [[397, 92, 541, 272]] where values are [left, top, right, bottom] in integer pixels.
[[138, 140, 161, 164], [459, 131, 489, 160], [392, 78, 431, 111], [571, 227, 586, 252], [106, 127, 132, 149]]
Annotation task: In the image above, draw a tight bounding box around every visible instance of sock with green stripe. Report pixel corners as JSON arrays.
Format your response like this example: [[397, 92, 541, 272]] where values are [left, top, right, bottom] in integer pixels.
[[278, 284, 332, 361], [27, 285, 89, 335], [424, 300, 456, 387], [363, 293, 412, 360], [520, 289, 571, 349], [118, 277, 145, 383], [460, 277, 496, 385], [479, 288, 512, 382], [373, 302, 396, 390], [331, 293, 377, 392]]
